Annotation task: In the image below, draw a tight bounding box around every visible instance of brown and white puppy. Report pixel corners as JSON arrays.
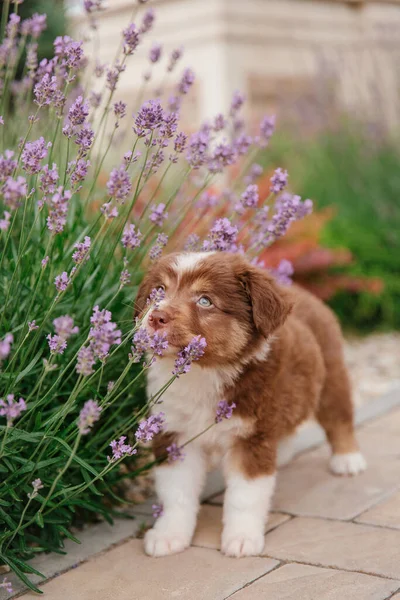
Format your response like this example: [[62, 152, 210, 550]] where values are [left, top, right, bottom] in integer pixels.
[[134, 251, 366, 559]]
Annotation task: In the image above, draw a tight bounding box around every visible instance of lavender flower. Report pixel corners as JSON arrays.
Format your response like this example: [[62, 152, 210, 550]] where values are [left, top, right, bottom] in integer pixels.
[[54, 271, 70, 293], [130, 327, 150, 363], [0, 150, 17, 182], [28, 320, 38, 332], [208, 141, 237, 173], [64, 40, 84, 70], [259, 115, 276, 147], [166, 442, 185, 463], [3, 176, 28, 209], [89, 306, 122, 361], [173, 132, 187, 154], [133, 99, 164, 137], [0, 577, 12, 594], [0, 333, 13, 360], [172, 335, 207, 376], [106, 63, 125, 92], [21, 137, 49, 174], [202, 218, 239, 252], [150, 331, 169, 357], [101, 202, 118, 219], [113, 101, 126, 120], [40, 163, 59, 196], [119, 269, 130, 287], [107, 381, 115, 393], [123, 23, 140, 54], [239, 184, 259, 209], [34, 73, 58, 107], [167, 47, 182, 72], [89, 91, 102, 107], [41, 256, 49, 268], [149, 232, 168, 261], [186, 130, 210, 168], [77, 399, 102, 434], [234, 133, 252, 156], [108, 436, 137, 462], [76, 346, 95, 376], [68, 95, 89, 126], [152, 503, 163, 518], [262, 194, 313, 246], [147, 287, 166, 307], [70, 158, 90, 187], [53, 315, 79, 339], [244, 163, 263, 185], [47, 187, 72, 233], [184, 233, 200, 251], [121, 223, 143, 249], [149, 42, 162, 63], [0, 394, 26, 426], [47, 334, 67, 355], [213, 114, 226, 132], [135, 413, 165, 442], [269, 259, 294, 286], [106, 166, 132, 203], [215, 400, 236, 423], [72, 236, 91, 264], [149, 203, 168, 227], [27, 478, 44, 500], [230, 90, 245, 116], [21, 13, 47, 38], [178, 68, 195, 94], [270, 168, 288, 194], [75, 124, 94, 153], [140, 8, 155, 34], [7, 13, 20, 38], [0, 210, 11, 231]]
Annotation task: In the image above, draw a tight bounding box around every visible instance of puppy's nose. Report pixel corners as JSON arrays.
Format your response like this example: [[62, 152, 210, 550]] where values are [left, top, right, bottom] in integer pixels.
[[148, 309, 170, 331]]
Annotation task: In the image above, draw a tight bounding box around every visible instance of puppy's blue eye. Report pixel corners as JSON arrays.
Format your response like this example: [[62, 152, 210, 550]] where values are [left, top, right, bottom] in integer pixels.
[[197, 296, 212, 308]]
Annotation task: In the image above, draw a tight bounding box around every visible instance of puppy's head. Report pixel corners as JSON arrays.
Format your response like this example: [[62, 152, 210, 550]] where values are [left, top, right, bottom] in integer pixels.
[[134, 252, 292, 365]]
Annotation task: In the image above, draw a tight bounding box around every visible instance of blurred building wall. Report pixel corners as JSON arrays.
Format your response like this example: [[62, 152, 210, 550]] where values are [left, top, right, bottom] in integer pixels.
[[72, 0, 400, 130]]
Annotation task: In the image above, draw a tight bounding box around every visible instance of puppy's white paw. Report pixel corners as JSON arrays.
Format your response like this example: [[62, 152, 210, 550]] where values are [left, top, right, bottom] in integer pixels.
[[144, 528, 190, 557], [330, 452, 367, 476], [221, 533, 265, 558]]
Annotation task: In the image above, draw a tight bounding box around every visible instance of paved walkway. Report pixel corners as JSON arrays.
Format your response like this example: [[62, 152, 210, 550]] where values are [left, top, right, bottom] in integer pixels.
[[21, 408, 400, 600]]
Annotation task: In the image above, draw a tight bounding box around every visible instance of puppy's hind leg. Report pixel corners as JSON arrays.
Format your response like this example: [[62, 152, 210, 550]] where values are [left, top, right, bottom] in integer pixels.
[[317, 361, 366, 476]]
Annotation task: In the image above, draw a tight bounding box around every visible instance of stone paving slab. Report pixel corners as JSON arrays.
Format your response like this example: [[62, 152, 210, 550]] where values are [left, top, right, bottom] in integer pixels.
[[262, 516, 400, 579], [230, 563, 400, 600], [21, 540, 279, 600], [192, 504, 290, 550], [356, 491, 400, 530]]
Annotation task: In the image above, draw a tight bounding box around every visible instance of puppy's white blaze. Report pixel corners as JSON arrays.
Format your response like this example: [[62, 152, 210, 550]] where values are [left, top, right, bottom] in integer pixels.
[[222, 472, 276, 557], [173, 251, 214, 276], [330, 452, 367, 476]]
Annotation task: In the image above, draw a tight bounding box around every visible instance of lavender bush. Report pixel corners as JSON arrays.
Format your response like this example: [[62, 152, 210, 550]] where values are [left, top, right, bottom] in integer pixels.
[[0, 0, 312, 592]]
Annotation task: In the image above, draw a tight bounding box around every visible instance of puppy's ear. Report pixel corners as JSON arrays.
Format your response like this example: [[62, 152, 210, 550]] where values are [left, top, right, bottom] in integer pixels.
[[242, 266, 293, 337]]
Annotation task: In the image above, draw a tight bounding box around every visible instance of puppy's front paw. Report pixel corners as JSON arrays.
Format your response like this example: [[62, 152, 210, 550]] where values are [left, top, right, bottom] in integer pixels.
[[221, 532, 265, 558], [144, 528, 190, 557], [330, 452, 367, 476]]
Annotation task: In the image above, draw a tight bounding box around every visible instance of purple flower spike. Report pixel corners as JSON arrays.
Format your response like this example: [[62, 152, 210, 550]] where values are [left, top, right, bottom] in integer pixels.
[[113, 101, 127, 120], [149, 203, 168, 227], [152, 503, 164, 518], [147, 287, 166, 308], [72, 236, 91, 264], [167, 47, 182, 72], [3, 176, 28, 209], [135, 413, 165, 442], [270, 168, 288, 194], [230, 90, 245, 116], [0, 333, 13, 361], [0, 394, 26, 426], [89, 306, 121, 361], [0, 576, 13, 594], [130, 327, 151, 363], [166, 442, 185, 463], [269, 259, 294, 286], [140, 8, 155, 34], [178, 68, 195, 95], [150, 331, 169, 357], [21, 13, 47, 38], [68, 95, 89, 126], [259, 115, 276, 147], [47, 334, 67, 355], [123, 23, 140, 55], [121, 224, 143, 249], [240, 184, 259, 209], [53, 315, 79, 339], [76, 346, 95, 376], [106, 166, 132, 203], [0, 210, 11, 231], [0, 150, 17, 182], [215, 400, 236, 423], [22, 137, 49, 174], [149, 233, 168, 261], [202, 218, 239, 253], [108, 436, 137, 462], [77, 399, 102, 435], [149, 42, 162, 63], [54, 271, 70, 293], [34, 74, 58, 107], [208, 141, 237, 174], [28, 478, 44, 499], [40, 163, 59, 196], [172, 336, 207, 376]]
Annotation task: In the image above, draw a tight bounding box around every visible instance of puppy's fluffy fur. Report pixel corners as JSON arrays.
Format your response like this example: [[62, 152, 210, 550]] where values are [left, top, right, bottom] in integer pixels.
[[135, 251, 366, 558]]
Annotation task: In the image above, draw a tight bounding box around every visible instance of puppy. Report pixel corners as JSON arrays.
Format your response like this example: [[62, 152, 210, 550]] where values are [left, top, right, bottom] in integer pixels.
[[134, 251, 366, 558]]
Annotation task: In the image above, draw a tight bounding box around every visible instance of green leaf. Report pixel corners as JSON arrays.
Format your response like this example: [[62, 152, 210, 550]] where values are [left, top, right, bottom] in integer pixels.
[[0, 555, 42, 593], [35, 512, 44, 528], [15, 352, 42, 384], [57, 526, 81, 544]]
